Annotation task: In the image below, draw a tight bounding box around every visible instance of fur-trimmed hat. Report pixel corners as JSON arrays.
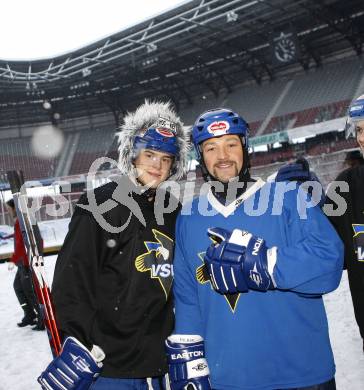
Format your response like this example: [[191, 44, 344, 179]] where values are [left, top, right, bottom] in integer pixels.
[[116, 100, 189, 180]]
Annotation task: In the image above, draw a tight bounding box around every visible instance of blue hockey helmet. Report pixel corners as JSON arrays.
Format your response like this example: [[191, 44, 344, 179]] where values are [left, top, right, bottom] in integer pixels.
[[191, 108, 249, 160], [345, 96, 364, 138], [133, 119, 180, 157]]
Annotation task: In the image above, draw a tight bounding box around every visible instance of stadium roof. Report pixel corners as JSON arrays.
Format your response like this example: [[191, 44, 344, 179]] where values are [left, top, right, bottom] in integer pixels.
[[0, 0, 363, 127]]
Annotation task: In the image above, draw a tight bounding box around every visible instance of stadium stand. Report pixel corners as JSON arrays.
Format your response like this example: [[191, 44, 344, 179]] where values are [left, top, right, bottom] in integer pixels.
[[0, 63, 359, 181], [0, 136, 59, 179], [68, 128, 115, 175], [179, 78, 291, 134], [180, 57, 364, 136], [264, 99, 350, 133], [251, 137, 360, 190], [250, 151, 347, 190], [276, 59, 363, 115], [0, 0, 362, 191]]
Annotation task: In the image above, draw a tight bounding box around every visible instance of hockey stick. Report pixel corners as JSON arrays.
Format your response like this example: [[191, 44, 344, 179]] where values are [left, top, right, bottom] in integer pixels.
[[7, 170, 62, 357]]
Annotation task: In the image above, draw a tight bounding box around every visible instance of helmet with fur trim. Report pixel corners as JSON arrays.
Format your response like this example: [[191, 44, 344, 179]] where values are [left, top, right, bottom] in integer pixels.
[[117, 100, 189, 180]]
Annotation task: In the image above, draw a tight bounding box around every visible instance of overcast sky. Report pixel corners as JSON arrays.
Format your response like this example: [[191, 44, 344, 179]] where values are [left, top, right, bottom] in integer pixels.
[[0, 0, 190, 60]]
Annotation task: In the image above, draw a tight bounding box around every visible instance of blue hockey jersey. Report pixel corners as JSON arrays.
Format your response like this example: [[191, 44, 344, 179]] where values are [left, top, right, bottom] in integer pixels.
[[173, 179, 344, 390]]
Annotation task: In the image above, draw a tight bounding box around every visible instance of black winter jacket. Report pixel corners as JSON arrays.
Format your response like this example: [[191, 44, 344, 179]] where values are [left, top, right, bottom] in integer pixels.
[[327, 165, 364, 279], [52, 179, 180, 378]]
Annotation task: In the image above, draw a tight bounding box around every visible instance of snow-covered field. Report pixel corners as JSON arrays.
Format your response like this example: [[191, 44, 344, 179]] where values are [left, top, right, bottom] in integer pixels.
[[0, 260, 363, 389]]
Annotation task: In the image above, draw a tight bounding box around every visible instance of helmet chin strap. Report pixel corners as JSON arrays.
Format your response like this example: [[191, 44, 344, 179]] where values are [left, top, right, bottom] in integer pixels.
[[200, 147, 252, 205]]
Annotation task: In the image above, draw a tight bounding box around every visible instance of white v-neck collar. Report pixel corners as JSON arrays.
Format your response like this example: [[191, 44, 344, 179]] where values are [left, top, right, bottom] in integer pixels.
[[207, 178, 266, 218]]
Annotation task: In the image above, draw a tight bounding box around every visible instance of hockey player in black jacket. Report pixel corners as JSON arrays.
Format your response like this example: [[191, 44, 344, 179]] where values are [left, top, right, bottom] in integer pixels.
[[327, 96, 364, 352], [38, 101, 189, 390]]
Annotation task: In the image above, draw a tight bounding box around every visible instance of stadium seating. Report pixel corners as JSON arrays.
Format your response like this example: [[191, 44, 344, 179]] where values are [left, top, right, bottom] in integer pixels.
[[275, 60, 362, 116], [263, 99, 351, 133], [0, 57, 363, 182], [0, 137, 59, 180], [251, 143, 361, 190], [69, 128, 115, 174], [180, 57, 363, 137]]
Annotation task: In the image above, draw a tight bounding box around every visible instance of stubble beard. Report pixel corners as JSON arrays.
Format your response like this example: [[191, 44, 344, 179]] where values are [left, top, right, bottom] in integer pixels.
[[212, 162, 239, 183]]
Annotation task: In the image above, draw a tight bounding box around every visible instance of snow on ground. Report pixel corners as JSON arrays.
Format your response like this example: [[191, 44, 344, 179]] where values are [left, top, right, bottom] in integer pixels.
[[0, 256, 57, 390], [324, 272, 364, 389], [0, 261, 363, 389]]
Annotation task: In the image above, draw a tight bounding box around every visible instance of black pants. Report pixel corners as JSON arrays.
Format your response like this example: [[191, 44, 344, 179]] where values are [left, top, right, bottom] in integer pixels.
[[13, 265, 38, 319]]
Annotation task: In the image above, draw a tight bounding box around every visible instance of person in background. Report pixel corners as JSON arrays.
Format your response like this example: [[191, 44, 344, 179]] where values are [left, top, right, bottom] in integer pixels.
[[344, 149, 364, 169], [4, 199, 42, 330], [326, 96, 364, 352]]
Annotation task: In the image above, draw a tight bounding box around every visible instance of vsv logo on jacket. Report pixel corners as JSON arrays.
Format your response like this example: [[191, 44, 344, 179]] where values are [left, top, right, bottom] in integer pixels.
[[135, 229, 174, 299], [353, 224, 364, 262]]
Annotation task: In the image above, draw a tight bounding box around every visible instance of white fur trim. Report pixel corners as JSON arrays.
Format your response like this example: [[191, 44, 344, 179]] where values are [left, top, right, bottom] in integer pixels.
[[116, 100, 189, 180]]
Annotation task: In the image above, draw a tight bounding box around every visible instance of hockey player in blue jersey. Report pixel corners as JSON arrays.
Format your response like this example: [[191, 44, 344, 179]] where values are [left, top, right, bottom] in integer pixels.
[[165, 108, 344, 390]]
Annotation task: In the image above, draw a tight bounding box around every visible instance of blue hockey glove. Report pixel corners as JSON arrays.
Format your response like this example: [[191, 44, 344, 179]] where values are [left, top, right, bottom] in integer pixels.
[[166, 335, 211, 390], [38, 337, 105, 390], [204, 227, 277, 294], [275, 158, 325, 207], [275, 157, 311, 182]]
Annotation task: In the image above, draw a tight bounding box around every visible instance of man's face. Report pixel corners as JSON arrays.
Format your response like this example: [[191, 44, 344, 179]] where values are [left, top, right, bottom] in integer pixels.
[[356, 120, 364, 154], [201, 134, 244, 183], [134, 149, 174, 188]]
